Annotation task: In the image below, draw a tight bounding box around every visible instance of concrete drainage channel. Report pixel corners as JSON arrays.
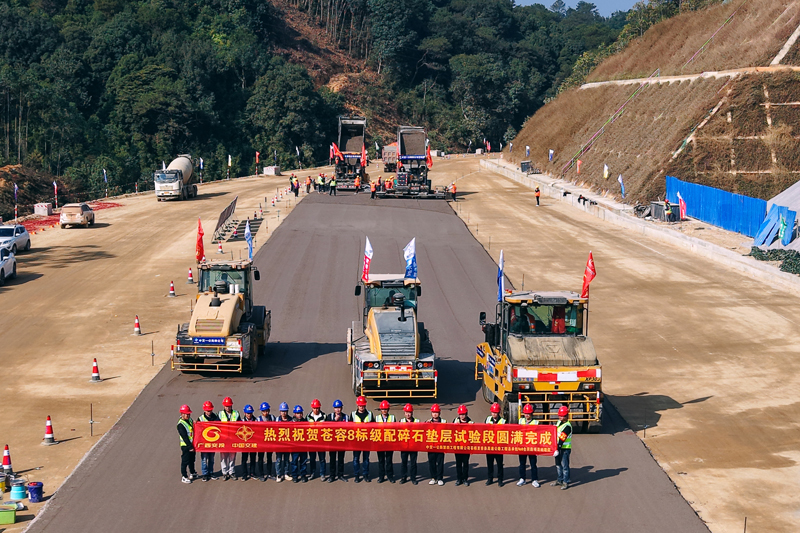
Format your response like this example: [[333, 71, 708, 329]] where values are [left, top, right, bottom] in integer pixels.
[[480, 158, 800, 297]]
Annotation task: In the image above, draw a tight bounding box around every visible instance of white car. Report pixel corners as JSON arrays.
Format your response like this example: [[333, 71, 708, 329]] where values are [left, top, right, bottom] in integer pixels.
[[0, 246, 16, 286], [0, 224, 31, 254]]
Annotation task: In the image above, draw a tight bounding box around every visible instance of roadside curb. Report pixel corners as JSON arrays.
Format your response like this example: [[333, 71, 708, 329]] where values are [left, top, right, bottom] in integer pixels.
[[480, 158, 800, 297]]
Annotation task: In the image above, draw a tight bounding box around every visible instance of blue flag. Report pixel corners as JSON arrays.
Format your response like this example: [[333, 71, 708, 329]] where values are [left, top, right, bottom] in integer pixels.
[[103, 169, 107, 183], [403, 238, 417, 279], [497, 250, 505, 302], [618, 175, 625, 199], [245, 220, 253, 260], [199, 157, 204, 170]]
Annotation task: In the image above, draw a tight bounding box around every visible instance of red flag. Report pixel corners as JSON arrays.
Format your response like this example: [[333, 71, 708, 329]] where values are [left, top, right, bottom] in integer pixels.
[[361, 144, 367, 167], [426, 145, 433, 168], [196, 218, 205, 263], [581, 252, 596, 298], [577, 160, 583, 174], [255, 151, 260, 164], [332, 142, 344, 162], [362, 237, 373, 282], [677, 192, 687, 220]]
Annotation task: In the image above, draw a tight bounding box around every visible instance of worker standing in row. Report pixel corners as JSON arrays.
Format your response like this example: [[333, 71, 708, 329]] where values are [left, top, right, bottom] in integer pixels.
[[517, 404, 540, 487], [426, 404, 446, 486], [375, 400, 396, 483], [329, 177, 337, 196], [197, 401, 218, 482], [370, 180, 376, 199], [218, 397, 240, 481], [351, 395, 373, 482], [305, 176, 312, 194], [291, 405, 309, 483], [326, 399, 348, 482], [453, 405, 473, 486], [307, 399, 327, 481], [399, 404, 419, 485], [354, 176, 361, 194], [275, 403, 292, 482], [485, 402, 505, 486], [552, 405, 572, 490], [178, 405, 198, 484], [256, 402, 275, 481], [241, 405, 258, 481]]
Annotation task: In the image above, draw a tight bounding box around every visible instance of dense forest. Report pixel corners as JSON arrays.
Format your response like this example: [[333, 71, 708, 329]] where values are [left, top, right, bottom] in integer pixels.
[[0, 0, 696, 199]]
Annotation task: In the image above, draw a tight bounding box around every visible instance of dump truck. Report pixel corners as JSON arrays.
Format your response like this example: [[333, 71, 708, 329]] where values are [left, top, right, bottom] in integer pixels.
[[379, 126, 444, 199], [382, 143, 397, 172], [155, 155, 198, 201], [171, 259, 270, 373], [334, 116, 368, 191], [475, 290, 602, 432], [347, 274, 436, 398]]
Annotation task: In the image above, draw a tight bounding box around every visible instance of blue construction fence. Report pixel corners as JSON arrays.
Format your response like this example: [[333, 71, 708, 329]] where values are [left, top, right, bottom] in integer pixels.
[[665, 176, 767, 237]]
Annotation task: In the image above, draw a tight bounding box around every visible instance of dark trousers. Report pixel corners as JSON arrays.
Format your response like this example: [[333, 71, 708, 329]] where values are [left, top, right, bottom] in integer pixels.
[[294, 187, 299, 197], [291, 452, 308, 479], [428, 452, 444, 481], [256, 452, 272, 478], [308, 451, 327, 478], [518, 455, 538, 481], [401, 451, 418, 480], [371, 190, 376, 199], [180, 448, 196, 477], [452, 191, 457, 202], [329, 451, 346, 479], [241, 452, 257, 476], [455, 454, 470, 482], [486, 454, 503, 482], [306, 184, 311, 193], [329, 186, 336, 196], [377, 451, 394, 480], [555, 448, 571, 484], [353, 450, 370, 478], [535, 195, 540, 206]]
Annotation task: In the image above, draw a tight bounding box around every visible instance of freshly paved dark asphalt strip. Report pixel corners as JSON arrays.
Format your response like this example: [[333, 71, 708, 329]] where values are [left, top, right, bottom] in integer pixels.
[[28, 193, 708, 532]]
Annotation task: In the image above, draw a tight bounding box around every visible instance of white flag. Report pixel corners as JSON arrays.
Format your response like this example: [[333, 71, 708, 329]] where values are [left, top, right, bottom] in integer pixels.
[[361, 236, 374, 282], [497, 250, 505, 302], [403, 238, 417, 279], [228, 154, 232, 167], [295, 146, 300, 157], [603, 164, 609, 179]]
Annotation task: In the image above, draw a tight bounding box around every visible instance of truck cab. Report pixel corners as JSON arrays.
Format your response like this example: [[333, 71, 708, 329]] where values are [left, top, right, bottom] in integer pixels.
[[347, 274, 436, 398], [476, 291, 602, 431]]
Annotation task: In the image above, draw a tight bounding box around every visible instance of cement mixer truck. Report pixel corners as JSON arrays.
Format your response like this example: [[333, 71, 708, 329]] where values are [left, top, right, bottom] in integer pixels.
[[155, 155, 198, 201]]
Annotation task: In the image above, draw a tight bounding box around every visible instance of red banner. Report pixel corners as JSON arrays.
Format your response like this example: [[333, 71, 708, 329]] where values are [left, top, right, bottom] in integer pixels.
[[194, 422, 556, 456]]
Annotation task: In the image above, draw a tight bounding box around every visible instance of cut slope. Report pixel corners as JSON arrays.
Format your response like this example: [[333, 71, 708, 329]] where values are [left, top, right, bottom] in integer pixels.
[[588, 0, 800, 81]]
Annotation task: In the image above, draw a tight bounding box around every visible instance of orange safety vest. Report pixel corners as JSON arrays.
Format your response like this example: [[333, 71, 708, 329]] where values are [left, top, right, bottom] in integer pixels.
[[535, 189, 540, 197], [451, 184, 457, 193], [355, 178, 361, 187], [370, 182, 376, 192]]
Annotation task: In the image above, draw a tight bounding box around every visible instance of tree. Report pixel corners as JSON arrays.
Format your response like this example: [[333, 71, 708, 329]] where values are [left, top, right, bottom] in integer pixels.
[[550, 0, 566, 16]]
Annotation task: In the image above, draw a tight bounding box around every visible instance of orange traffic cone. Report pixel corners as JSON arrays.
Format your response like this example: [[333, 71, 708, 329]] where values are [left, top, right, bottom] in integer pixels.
[[217, 242, 224, 254], [42, 416, 57, 446], [3, 445, 12, 474], [187, 268, 194, 284], [134, 315, 142, 335], [169, 281, 176, 297], [271, 197, 275, 207], [91, 358, 101, 383]]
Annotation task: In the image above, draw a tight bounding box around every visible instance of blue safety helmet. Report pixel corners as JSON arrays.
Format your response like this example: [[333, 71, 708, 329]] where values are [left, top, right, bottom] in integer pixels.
[[332, 399, 343, 408], [279, 402, 289, 411], [293, 405, 304, 414], [260, 402, 270, 411], [243, 404, 254, 414]]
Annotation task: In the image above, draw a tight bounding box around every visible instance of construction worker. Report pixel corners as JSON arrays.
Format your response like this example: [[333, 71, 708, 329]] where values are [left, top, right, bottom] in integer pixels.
[[305, 176, 312, 194], [351, 395, 373, 482], [326, 399, 348, 482], [485, 402, 505, 487], [178, 405, 198, 484], [240, 405, 257, 481], [291, 405, 309, 483], [370, 180, 377, 199], [665, 199, 673, 222], [316, 174, 324, 193], [218, 397, 240, 481], [426, 404, 446, 486], [329, 176, 337, 196], [377, 176, 383, 192], [551, 405, 572, 490], [275, 402, 292, 482], [307, 399, 327, 481], [517, 404, 540, 487], [451, 182, 457, 202], [399, 404, 419, 484], [197, 401, 218, 482], [256, 402, 274, 481], [354, 176, 361, 194], [453, 405, 473, 486], [375, 400, 396, 483], [293, 176, 299, 197], [535, 187, 541, 206]]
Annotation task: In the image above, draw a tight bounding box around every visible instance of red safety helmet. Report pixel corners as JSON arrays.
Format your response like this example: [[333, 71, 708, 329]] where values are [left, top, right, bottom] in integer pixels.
[[403, 403, 414, 412], [522, 404, 534, 415], [222, 396, 233, 407], [457, 405, 468, 415], [311, 399, 322, 409], [558, 406, 569, 417], [379, 400, 391, 410], [490, 402, 501, 414], [203, 401, 214, 412], [180, 404, 192, 414], [430, 404, 441, 413], [356, 396, 368, 407]]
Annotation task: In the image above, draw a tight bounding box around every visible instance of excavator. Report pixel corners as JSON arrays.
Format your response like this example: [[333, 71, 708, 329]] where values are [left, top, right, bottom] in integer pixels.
[[171, 259, 270, 373], [347, 274, 436, 398]]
